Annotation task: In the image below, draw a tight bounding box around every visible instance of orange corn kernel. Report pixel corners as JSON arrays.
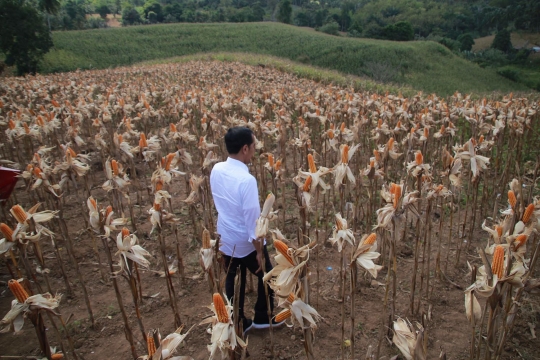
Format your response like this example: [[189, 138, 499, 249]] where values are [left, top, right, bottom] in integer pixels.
[[387, 137, 395, 150], [213, 293, 229, 323], [287, 293, 295, 303], [491, 245, 504, 279], [303, 176, 312, 192], [121, 227, 130, 239], [514, 234, 528, 250], [307, 154, 317, 173], [165, 153, 175, 171], [268, 154, 274, 168], [202, 229, 211, 249], [341, 145, 349, 164], [415, 151, 423, 165], [393, 186, 402, 209], [11, 205, 27, 224], [274, 240, 294, 265], [0, 223, 14, 242], [363, 233, 377, 246], [508, 191, 517, 209], [111, 160, 119, 176], [522, 204, 534, 223], [139, 133, 148, 148], [275, 309, 292, 323], [8, 279, 29, 303], [105, 205, 113, 219]]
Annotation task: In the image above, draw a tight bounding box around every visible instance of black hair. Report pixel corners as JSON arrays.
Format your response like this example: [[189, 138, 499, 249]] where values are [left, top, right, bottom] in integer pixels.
[[224, 127, 254, 154]]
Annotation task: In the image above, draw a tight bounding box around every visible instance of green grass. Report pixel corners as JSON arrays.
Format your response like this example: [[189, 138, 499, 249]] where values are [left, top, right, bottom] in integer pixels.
[[42, 22, 531, 96]]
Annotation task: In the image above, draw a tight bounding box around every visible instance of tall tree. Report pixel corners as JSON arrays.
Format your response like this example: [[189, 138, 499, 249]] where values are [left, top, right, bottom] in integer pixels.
[[277, 0, 291, 24], [0, 0, 53, 75]]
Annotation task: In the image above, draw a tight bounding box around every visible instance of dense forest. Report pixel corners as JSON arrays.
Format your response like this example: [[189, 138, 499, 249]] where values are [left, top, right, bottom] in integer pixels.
[[40, 0, 540, 40]]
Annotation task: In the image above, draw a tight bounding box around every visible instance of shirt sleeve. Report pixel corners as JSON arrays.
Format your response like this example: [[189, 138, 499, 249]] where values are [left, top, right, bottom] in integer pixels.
[[241, 176, 260, 243]]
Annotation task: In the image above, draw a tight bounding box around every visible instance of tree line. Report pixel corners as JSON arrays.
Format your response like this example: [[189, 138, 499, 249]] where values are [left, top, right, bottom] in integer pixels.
[[1, 0, 539, 75]]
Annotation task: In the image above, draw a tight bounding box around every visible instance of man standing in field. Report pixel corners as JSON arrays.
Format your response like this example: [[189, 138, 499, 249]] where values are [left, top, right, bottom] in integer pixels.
[[210, 126, 282, 333]]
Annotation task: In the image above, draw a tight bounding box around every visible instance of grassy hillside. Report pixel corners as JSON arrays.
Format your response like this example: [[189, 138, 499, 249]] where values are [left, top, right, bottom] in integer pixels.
[[42, 22, 530, 96]]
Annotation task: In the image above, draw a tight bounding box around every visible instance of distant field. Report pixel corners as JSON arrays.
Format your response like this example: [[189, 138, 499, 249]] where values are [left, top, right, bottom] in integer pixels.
[[473, 32, 540, 55], [42, 22, 530, 96]]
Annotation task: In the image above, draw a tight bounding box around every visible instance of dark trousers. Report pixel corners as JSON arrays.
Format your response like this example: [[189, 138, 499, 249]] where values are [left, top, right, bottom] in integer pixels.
[[222, 245, 274, 324]]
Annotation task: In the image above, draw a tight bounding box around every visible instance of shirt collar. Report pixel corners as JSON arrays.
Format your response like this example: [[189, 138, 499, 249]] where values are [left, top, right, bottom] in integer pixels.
[[226, 157, 249, 172]]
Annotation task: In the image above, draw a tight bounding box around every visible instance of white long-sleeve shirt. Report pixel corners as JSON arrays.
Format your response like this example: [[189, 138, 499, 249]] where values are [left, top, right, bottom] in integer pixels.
[[210, 157, 260, 258]]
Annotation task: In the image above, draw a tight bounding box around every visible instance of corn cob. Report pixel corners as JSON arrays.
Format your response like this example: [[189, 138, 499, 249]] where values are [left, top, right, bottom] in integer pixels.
[[439, 125, 445, 135], [268, 154, 274, 168], [121, 227, 130, 239], [492, 245, 504, 279], [11, 205, 28, 224], [155, 180, 164, 191], [23, 123, 30, 134], [117, 134, 123, 144], [415, 151, 423, 165], [340, 122, 345, 132], [328, 129, 334, 140], [275, 160, 282, 171], [111, 160, 119, 176], [373, 149, 380, 162], [154, 203, 161, 211], [0, 223, 14, 242], [213, 293, 229, 323], [147, 333, 156, 358], [170, 123, 177, 132], [202, 229, 211, 249], [495, 225, 503, 238], [105, 205, 113, 219], [274, 240, 294, 265], [387, 137, 395, 150], [307, 154, 316, 173], [140, 133, 148, 148], [363, 233, 377, 246], [508, 190, 517, 209], [478, 135, 484, 144], [522, 204, 535, 223], [341, 145, 349, 164], [514, 234, 528, 250], [369, 159, 375, 169], [275, 309, 292, 323], [393, 185, 402, 209], [389, 183, 397, 194], [8, 279, 29, 303], [287, 293, 295, 303], [88, 197, 97, 211], [51, 354, 64, 359], [67, 147, 77, 157], [33, 167, 42, 178], [8, 119, 15, 130], [303, 176, 312, 192], [165, 153, 175, 171]]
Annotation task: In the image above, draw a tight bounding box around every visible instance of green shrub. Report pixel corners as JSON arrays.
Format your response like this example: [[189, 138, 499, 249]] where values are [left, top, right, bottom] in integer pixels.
[[457, 33, 474, 52], [347, 29, 362, 38], [384, 21, 413, 41], [491, 29, 512, 53], [319, 21, 339, 36], [439, 37, 460, 52], [497, 67, 519, 82]]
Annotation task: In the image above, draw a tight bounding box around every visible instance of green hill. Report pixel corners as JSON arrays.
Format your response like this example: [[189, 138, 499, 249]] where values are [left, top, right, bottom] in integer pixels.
[[42, 22, 529, 96]]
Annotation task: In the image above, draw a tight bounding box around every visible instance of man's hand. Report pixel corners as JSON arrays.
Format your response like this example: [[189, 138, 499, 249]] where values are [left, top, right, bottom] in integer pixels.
[[253, 237, 264, 273]]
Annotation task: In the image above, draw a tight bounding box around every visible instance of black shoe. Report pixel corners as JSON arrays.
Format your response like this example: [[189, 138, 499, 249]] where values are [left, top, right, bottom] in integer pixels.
[[242, 318, 253, 336], [252, 318, 286, 330]]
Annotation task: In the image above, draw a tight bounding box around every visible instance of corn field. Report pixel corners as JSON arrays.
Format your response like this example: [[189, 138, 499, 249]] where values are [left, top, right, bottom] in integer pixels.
[[0, 61, 539, 360]]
